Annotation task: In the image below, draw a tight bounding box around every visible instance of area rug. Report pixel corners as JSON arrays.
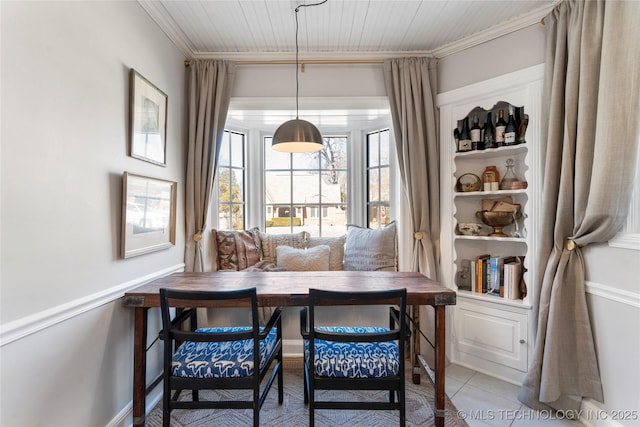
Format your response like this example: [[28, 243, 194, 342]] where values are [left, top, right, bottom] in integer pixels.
[[145, 359, 468, 426]]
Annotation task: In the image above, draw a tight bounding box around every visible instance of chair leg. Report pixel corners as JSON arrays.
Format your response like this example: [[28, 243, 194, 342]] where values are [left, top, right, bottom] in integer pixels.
[[399, 386, 406, 427], [303, 364, 309, 404], [278, 356, 284, 404], [162, 375, 170, 427]]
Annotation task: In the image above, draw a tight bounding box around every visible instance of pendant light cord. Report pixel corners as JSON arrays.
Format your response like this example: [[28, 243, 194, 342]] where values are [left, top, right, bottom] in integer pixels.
[[294, 0, 328, 119]]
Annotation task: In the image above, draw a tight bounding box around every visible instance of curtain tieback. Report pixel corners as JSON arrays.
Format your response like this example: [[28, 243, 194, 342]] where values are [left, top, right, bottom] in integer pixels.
[[193, 233, 203, 242], [414, 231, 425, 240], [564, 239, 578, 251]]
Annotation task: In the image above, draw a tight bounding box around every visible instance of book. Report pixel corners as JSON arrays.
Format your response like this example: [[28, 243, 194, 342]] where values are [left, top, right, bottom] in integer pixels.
[[476, 254, 490, 293], [504, 258, 522, 300], [487, 256, 501, 295]]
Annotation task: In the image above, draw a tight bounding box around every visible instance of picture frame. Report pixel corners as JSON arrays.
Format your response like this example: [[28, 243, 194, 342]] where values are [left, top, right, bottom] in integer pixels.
[[129, 69, 167, 166], [121, 172, 177, 258]]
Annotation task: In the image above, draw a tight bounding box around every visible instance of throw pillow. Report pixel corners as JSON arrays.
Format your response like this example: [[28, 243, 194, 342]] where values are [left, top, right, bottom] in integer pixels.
[[276, 245, 331, 271], [344, 221, 397, 271], [307, 235, 346, 271], [212, 228, 261, 271], [258, 231, 308, 263]]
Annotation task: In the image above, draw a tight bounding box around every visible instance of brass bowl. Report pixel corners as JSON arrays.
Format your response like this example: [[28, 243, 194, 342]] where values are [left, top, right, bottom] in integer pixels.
[[476, 211, 515, 237]]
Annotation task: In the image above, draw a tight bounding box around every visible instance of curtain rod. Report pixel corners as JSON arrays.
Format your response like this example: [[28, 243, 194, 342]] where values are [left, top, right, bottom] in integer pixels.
[[184, 58, 386, 67]]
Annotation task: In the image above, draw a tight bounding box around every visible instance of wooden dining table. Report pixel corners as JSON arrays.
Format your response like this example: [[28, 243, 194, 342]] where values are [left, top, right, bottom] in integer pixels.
[[123, 270, 456, 427]]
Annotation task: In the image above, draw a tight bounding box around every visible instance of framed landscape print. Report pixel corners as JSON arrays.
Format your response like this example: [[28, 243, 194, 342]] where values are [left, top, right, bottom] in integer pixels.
[[121, 172, 177, 258], [129, 69, 167, 166]]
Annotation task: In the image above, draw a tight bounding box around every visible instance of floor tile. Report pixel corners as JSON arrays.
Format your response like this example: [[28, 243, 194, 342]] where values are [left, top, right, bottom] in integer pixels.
[[451, 383, 522, 427], [466, 372, 522, 404], [509, 405, 583, 427], [446, 375, 466, 398], [446, 363, 476, 384]]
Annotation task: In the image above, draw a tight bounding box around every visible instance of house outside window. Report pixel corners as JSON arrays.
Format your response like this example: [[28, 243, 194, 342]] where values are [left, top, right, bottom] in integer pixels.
[[366, 129, 391, 229], [216, 130, 245, 230], [263, 136, 348, 237]]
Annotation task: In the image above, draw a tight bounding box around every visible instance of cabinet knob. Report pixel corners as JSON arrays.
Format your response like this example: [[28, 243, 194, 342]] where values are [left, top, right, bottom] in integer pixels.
[[519, 339, 526, 344]]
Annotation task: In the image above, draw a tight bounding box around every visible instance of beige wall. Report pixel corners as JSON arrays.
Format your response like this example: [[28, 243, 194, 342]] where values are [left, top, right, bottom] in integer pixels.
[[1, 2, 186, 426]]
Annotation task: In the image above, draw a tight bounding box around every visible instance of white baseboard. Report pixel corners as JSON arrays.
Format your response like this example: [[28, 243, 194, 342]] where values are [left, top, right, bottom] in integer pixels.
[[283, 338, 303, 358], [0, 264, 184, 347], [579, 399, 626, 427], [107, 380, 164, 427]]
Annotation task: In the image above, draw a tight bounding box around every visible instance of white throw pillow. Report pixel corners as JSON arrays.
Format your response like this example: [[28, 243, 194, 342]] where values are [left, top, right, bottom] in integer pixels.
[[276, 245, 331, 271], [307, 235, 346, 271], [344, 221, 397, 271], [258, 231, 308, 263]]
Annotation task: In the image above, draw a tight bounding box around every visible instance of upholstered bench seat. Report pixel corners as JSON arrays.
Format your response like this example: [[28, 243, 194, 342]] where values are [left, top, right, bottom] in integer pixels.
[[304, 326, 400, 378], [171, 326, 278, 378]]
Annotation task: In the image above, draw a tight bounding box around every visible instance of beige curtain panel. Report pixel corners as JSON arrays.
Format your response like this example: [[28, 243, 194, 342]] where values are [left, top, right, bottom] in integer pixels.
[[184, 60, 236, 272], [383, 57, 440, 279], [519, 0, 640, 412]]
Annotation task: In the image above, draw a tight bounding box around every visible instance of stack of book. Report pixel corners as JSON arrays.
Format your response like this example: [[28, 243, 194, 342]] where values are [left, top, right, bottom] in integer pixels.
[[465, 255, 523, 300]]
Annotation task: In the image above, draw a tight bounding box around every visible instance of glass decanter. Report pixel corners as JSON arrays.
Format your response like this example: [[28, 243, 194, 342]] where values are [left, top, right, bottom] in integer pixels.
[[499, 158, 519, 190]]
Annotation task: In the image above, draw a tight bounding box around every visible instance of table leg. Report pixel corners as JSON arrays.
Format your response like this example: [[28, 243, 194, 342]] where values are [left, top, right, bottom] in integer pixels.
[[434, 305, 446, 427], [411, 305, 421, 384], [133, 307, 149, 427]]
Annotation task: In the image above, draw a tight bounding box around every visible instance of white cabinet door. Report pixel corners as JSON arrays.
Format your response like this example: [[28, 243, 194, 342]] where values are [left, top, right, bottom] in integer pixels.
[[453, 299, 528, 372]]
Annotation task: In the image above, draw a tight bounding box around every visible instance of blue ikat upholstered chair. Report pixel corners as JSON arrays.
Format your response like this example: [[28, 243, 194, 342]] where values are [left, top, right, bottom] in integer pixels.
[[300, 288, 408, 427], [159, 287, 283, 427]]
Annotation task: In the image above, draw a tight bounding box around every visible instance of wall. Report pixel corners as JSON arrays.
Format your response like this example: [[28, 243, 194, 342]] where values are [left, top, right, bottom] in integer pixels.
[[439, 23, 640, 426], [0, 2, 186, 426]]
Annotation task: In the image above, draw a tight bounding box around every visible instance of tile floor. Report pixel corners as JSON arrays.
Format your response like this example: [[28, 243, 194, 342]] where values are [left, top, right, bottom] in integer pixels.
[[446, 364, 583, 426]]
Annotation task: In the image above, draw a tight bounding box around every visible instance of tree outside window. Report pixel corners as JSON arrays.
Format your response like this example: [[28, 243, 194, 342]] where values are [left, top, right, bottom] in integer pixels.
[[217, 131, 245, 230], [264, 136, 347, 237]]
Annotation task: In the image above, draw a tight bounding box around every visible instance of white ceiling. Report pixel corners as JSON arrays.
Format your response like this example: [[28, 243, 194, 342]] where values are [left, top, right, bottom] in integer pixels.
[[139, 0, 557, 130], [140, 0, 557, 61]]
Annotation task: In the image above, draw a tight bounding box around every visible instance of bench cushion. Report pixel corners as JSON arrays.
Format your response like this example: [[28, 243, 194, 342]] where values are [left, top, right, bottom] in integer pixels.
[[304, 326, 400, 378], [171, 326, 278, 378]]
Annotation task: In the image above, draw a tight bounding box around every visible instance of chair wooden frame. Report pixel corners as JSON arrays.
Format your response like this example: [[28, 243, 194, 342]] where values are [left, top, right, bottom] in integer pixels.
[[300, 288, 408, 427], [159, 287, 283, 427]]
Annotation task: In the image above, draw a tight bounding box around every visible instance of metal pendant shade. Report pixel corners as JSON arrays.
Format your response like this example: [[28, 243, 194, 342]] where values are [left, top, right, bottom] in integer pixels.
[[271, 0, 327, 153], [272, 118, 323, 152]]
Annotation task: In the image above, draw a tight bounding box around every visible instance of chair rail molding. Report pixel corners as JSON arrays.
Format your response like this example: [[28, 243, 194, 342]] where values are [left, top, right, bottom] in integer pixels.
[[0, 264, 185, 347]]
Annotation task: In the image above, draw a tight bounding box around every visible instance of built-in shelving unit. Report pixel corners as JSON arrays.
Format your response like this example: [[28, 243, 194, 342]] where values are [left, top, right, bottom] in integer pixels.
[[438, 64, 544, 385]]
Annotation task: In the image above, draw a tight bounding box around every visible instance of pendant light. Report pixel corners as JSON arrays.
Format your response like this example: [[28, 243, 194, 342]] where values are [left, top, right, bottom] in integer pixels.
[[272, 0, 328, 153]]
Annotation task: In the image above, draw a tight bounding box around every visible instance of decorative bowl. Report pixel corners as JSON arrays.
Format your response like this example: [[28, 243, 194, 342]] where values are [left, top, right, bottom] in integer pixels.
[[456, 223, 483, 236], [475, 211, 516, 237]]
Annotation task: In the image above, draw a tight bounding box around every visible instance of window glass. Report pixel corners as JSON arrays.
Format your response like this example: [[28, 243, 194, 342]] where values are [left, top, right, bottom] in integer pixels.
[[264, 136, 348, 237], [367, 129, 391, 229], [217, 130, 245, 230]]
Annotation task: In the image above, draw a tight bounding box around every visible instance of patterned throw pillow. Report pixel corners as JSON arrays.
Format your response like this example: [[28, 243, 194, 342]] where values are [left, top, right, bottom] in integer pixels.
[[344, 221, 397, 271], [212, 228, 261, 271], [307, 235, 346, 271], [258, 231, 308, 263], [276, 245, 331, 271]]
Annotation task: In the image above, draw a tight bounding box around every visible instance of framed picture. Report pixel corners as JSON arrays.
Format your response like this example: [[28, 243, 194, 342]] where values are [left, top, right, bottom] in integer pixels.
[[129, 69, 167, 166], [121, 172, 177, 258]]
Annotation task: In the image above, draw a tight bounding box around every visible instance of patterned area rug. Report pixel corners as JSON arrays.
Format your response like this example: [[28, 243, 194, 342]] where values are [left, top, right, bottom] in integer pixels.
[[145, 359, 468, 427]]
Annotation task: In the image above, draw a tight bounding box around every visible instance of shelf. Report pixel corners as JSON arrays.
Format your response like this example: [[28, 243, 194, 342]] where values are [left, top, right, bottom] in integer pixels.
[[454, 189, 527, 198], [454, 235, 526, 243], [454, 144, 527, 160], [456, 290, 532, 309]]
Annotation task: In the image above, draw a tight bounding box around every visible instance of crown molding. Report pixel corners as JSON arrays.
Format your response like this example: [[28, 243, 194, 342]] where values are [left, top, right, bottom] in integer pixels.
[[138, 0, 195, 58], [431, 1, 558, 58], [139, 0, 559, 62]]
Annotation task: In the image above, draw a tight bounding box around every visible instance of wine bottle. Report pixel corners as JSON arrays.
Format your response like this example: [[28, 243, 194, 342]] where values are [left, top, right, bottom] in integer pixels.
[[495, 109, 507, 147], [470, 115, 483, 150], [517, 114, 529, 144], [504, 106, 517, 145], [458, 117, 472, 152], [483, 111, 495, 149]]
